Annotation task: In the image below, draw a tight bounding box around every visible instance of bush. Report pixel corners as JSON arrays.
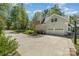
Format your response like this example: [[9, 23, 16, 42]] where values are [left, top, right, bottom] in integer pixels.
[[24, 29, 38, 36], [0, 33, 18, 56], [24, 29, 34, 34]]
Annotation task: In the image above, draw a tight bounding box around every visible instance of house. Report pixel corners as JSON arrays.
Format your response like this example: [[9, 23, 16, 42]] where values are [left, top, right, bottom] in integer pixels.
[[35, 14, 71, 35]]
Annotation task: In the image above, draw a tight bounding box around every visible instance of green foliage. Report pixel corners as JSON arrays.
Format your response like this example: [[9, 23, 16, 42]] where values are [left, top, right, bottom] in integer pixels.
[[24, 29, 34, 34], [0, 3, 10, 29], [32, 11, 43, 29], [0, 18, 5, 34], [0, 3, 18, 56], [0, 3, 10, 19], [75, 39, 79, 55], [11, 4, 29, 31], [0, 3, 9, 11], [0, 33, 18, 56], [6, 19, 12, 30], [32, 11, 43, 22], [69, 15, 77, 24], [0, 4, 18, 55], [24, 29, 38, 36], [46, 4, 64, 16]]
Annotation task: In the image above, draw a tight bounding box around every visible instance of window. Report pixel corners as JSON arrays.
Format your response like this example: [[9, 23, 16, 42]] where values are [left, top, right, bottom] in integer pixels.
[[51, 18, 57, 22], [51, 19, 54, 22], [55, 18, 57, 22]]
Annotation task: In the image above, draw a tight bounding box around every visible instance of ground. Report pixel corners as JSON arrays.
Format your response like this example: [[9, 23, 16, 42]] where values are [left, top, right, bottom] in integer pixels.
[[5, 30, 76, 56], [75, 36, 79, 56]]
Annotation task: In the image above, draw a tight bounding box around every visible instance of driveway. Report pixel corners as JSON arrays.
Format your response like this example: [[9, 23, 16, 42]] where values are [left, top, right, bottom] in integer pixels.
[[5, 30, 76, 56]]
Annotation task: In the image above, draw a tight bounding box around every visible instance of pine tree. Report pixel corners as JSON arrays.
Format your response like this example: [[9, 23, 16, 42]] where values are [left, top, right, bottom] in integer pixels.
[[11, 4, 29, 31], [47, 4, 63, 16]]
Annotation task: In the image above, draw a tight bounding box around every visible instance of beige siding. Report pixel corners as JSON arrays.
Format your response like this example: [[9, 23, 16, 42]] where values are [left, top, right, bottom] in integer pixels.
[[45, 15, 68, 35], [35, 24, 46, 32], [35, 14, 69, 35]]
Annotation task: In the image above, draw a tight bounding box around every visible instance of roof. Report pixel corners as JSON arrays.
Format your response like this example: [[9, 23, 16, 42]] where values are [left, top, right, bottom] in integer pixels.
[[44, 14, 69, 23]]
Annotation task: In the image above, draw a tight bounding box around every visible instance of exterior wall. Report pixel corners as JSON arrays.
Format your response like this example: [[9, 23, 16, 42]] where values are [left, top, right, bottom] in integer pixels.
[[44, 15, 69, 35], [32, 21, 40, 29], [35, 24, 46, 32], [35, 14, 69, 35]]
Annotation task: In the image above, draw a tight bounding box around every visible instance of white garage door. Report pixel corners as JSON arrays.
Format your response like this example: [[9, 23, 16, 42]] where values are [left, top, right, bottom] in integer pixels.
[[46, 28, 65, 35]]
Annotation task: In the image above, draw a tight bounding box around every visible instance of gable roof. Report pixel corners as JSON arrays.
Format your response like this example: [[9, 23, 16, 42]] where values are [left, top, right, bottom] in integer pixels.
[[44, 14, 69, 23]]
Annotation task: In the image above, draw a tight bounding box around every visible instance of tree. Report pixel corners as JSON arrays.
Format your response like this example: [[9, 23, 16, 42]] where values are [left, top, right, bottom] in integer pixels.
[[69, 15, 78, 44], [32, 11, 43, 29], [69, 16, 74, 24], [0, 3, 10, 31], [47, 4, 63, 16], [0, 4, 18, 56], [41, 9, 48, 24], [6, 19, 12, 30], [20, 5, 28, 30], [0, 3, 12, 30], [0, 18, 5, 34], [11, 4, 29, 31], [69, 15, 77, 24]]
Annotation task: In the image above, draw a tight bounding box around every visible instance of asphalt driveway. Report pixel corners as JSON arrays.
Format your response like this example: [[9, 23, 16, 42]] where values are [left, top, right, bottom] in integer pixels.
[[5, 30, 76, 56]]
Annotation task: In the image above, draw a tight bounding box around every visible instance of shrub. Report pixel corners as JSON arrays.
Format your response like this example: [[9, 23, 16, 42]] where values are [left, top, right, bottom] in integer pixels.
[[0, 33, 18, 56], [24, 29, 38, 36], [24, 29, 34, 34]]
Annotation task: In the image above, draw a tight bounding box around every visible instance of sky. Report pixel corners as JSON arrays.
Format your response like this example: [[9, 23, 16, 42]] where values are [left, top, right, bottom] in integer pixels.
[[24, 3, 79, 20]]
